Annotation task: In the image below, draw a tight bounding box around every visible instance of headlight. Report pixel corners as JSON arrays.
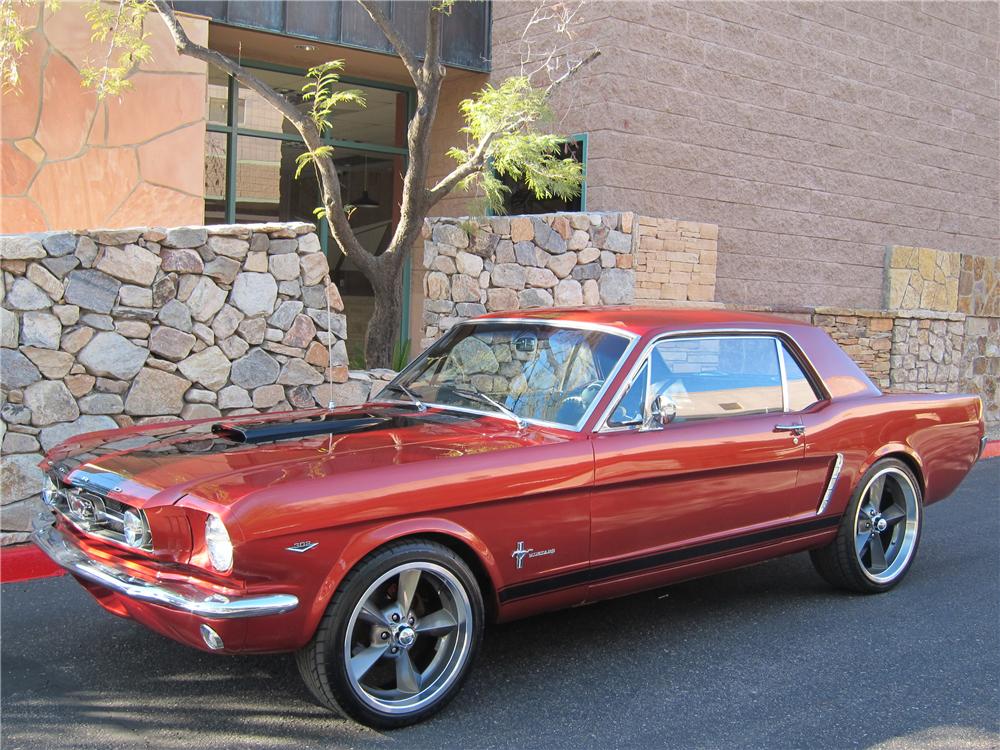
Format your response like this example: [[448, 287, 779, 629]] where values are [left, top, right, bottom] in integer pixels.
[[122, 509, 150, 548], [41, 474, 63, 507], [205, 514, 233, 572]]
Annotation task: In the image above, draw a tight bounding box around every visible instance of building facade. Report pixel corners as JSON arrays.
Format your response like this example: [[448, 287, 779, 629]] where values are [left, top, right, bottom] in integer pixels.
[[2, 0, 997, 347], [493, 1, 998, 309]]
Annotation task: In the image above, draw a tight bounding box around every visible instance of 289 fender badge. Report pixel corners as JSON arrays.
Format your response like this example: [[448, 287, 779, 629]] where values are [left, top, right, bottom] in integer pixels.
[[286, 541, 319, 553]]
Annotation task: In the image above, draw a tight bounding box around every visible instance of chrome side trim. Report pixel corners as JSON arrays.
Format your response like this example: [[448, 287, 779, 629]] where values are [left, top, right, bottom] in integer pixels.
[[31, 515, 298, 619], [385, 318, 642, 433], [977, 435, 988, 462], [816, 453, 844, 515]]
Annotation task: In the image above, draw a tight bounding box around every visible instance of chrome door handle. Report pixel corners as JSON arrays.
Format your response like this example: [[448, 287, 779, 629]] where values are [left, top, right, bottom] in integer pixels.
[[774, 424, 805, 435]]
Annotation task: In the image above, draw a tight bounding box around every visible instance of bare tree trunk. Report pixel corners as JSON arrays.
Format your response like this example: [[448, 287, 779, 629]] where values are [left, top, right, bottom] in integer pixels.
[[364, 259, 404, 368]]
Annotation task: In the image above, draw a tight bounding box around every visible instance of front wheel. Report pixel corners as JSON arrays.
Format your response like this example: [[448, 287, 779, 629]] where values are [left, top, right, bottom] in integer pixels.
[[810, 458, 923, 593], [296, 539, 484, 728]]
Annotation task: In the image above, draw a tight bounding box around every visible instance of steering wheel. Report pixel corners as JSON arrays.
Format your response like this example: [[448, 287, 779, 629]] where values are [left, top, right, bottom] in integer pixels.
[[555, 380, 604, 425]]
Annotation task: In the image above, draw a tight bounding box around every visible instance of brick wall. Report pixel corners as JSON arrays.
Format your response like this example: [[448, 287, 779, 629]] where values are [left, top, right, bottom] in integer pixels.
[[635, 218, 718, 303], [491, 1, 999, 310]]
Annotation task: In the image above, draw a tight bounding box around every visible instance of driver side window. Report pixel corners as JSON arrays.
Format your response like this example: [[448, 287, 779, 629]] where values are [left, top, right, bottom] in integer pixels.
[[607, 362, 648, 428]]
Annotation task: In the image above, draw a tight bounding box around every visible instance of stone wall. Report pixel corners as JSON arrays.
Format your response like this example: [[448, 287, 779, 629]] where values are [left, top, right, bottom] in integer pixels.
[[811, 309, 894, 390], [1, 4, 208, 232], [959, 255, 1000, 317], [492, 1, 999, 311], [0, 222, 392, 545], [885, 246, 962, 312], [962, 316, 1000, 430], [889, 312, 967, 393], [634, 217, 718, 303], [419, 212, 718, 348], [421, 212, 634, 350]]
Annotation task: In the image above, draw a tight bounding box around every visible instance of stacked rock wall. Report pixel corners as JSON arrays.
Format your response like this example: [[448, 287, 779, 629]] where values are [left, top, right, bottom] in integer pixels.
[[0, 222, 392, 544], [811, 309, 894, 390], [419, 212, 720, 349], [421, 219, 997, 433]]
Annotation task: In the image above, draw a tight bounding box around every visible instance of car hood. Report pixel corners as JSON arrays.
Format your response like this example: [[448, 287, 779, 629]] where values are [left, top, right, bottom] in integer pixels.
[[42, 405, 567, 509]]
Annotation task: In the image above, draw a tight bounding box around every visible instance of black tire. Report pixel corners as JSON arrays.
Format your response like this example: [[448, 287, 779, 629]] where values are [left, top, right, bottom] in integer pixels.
[[295, 539, 484, 729], [810, 457, 923, 594]]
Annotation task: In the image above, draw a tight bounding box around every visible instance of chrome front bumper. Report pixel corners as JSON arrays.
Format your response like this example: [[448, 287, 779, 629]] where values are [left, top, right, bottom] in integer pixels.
[[31, 514, 299, 619]]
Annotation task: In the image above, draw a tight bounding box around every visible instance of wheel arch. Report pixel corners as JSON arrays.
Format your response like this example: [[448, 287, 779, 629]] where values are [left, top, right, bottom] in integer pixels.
[[859, 443, 926, 497], [306, 518, 503, 639]]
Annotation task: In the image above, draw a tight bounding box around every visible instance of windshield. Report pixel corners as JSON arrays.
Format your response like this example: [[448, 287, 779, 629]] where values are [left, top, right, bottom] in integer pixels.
[[387, 322, 631, 428]]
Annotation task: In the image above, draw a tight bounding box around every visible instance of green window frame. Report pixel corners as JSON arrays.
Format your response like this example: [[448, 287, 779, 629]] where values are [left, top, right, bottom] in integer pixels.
[[205, 59, 416, 341]]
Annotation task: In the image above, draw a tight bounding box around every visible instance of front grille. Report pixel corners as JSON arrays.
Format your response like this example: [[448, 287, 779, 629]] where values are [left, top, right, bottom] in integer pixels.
[[48, 473, 152, 551]]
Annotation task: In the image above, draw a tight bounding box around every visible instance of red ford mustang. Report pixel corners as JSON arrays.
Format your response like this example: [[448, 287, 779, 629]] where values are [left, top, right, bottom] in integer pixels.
[[34, 308, 987, 727]]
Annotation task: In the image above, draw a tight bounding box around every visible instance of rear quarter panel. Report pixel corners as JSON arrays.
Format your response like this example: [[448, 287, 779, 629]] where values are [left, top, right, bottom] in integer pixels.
[[800, 391, 984, 522]]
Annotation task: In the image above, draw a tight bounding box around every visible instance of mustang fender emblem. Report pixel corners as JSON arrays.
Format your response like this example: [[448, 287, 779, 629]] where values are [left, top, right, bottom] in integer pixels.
[[512, 541, 555, 569], [286, 541, 319, 553]]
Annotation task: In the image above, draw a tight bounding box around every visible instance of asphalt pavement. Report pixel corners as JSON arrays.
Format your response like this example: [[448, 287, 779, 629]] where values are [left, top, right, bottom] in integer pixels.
[[3, 459, 998, 750]]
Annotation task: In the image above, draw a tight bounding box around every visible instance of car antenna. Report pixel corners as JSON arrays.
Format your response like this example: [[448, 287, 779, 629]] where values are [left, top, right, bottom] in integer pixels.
[[326, 277, 335, 409]]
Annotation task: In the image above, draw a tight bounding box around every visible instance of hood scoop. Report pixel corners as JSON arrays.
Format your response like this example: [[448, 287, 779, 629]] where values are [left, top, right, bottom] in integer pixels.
[[211, 414, 390, 444]]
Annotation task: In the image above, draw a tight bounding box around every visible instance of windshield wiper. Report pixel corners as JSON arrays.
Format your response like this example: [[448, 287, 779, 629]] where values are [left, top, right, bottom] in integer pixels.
[[385, 382, 427, 412], [451, 387, 527, 430]]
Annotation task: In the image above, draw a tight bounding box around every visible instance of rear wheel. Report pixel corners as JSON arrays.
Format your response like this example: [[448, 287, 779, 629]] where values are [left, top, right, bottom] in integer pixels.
[[296, 539, 484, 728], [811, 458, 922, 593]]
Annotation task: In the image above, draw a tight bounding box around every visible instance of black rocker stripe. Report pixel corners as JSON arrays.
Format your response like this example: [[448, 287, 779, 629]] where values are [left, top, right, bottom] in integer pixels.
[[498, 515, 840, 603]]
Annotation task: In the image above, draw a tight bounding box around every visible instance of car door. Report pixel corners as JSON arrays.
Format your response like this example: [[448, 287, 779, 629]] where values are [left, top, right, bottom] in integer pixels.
[[588, 333, 817, 598]]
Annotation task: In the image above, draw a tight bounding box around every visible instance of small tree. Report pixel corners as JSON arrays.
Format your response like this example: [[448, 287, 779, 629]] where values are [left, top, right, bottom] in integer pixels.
[[1, 0, 597, 367]]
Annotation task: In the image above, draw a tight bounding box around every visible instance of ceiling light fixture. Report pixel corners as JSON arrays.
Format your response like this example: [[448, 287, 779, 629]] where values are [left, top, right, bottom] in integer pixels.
[[352, 155, 380, 209]]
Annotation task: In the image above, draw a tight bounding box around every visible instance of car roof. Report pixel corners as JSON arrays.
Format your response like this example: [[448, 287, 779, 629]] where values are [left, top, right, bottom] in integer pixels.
[[475, 306, 808, 338]]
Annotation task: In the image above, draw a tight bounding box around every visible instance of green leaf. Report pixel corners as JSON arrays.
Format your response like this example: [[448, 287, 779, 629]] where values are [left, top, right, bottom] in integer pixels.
[[294, 144, 335, 179], [447, 75, 583, 213], [301, 59, 365, 134]]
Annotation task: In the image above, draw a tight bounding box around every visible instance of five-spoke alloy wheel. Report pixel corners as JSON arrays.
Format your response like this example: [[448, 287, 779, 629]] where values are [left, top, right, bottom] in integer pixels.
[[811, 457, 923, 593], [296, 540, 483, 728]]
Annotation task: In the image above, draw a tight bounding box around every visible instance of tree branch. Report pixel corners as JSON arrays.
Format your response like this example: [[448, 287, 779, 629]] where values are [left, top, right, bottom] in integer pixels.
[[424, 49, 600, 210], [422, 2, 444, 83], [358, 0, 422, 86]]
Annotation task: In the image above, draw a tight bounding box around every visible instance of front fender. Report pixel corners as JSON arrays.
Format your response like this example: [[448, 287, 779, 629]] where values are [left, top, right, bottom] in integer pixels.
[[301, 517, 502, 642]]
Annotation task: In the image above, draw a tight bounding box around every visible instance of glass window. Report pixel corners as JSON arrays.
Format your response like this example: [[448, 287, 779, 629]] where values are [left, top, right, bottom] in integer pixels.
[[204, 131, 227, 223], [782, 343, 821, 412], [207, 67, 230, 126], [234, 136, 322, 225], [650, 337, 783, 421], [607, 362, 648, 428], [388, 323, 630, 428], [237, 72, 406, 147]]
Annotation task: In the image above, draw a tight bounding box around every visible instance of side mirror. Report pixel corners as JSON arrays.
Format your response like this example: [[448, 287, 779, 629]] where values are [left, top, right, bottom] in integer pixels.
[[642, 394, 677, 430]]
